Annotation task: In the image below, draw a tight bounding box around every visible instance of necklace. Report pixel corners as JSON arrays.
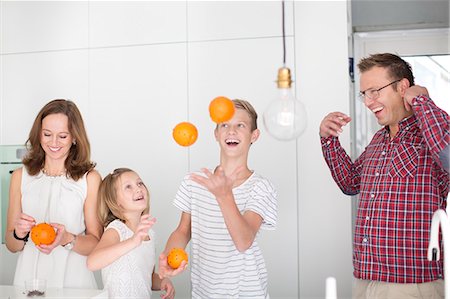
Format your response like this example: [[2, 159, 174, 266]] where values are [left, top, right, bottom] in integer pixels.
[[42, 168, 66, 177]]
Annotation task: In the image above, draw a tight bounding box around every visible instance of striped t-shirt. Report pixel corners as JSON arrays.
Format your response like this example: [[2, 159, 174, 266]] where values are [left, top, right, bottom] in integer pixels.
[[174, 171, 277, 299]]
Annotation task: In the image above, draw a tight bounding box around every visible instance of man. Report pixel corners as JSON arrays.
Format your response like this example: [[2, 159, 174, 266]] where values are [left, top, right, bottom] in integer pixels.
[[320, 53, 449, 298]]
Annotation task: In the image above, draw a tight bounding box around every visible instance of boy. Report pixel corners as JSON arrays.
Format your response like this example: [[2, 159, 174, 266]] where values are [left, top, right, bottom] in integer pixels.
[[159, 99, 277, 299]]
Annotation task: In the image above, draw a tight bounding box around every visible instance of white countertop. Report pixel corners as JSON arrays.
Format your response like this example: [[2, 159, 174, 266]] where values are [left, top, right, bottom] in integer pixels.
[[0, 285, 107, 298]]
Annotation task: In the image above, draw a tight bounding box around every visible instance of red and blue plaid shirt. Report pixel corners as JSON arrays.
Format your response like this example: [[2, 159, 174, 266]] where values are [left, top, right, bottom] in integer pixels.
[[321, 95, 450, 283]]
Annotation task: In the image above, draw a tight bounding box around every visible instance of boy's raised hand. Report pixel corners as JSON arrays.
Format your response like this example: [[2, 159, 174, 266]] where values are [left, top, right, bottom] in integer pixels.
[[190, 166, 244, 201]]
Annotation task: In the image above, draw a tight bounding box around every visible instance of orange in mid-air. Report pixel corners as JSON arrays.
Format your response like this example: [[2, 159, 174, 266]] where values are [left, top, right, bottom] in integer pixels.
[[30, 223, 56, 246], [167, 248, 188, 269], [209, 96, 235, 124], [173, 122, 198, 147]]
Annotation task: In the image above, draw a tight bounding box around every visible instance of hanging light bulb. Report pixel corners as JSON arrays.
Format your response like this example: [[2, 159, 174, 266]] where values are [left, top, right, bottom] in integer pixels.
[[263, 67, 307, 140], [263, 0, 307, 141]]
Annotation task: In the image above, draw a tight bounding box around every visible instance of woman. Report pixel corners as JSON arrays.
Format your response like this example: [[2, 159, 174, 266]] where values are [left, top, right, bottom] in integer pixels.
[[5, 99, 102, 289]]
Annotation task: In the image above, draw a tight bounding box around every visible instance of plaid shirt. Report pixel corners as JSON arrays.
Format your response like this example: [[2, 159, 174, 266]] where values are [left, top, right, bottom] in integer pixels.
[[321, 95, 450, 283]]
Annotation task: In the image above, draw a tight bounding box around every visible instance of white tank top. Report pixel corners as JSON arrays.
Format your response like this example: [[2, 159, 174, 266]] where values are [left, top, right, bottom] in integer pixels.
[[101, 219, 156, 298], [13, 167, 97, 289]]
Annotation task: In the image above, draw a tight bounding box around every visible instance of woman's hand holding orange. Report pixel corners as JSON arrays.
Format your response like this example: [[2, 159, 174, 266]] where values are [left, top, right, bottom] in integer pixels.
[[36, 222, 66, 254], [14, 213, 36, 239]]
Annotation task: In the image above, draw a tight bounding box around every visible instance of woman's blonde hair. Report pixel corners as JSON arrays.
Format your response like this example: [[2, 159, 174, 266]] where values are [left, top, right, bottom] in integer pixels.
[[98, 168, 150, 227]]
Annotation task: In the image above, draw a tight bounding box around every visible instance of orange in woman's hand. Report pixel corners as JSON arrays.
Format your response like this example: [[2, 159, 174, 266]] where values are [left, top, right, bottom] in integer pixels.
[[173, 122, 198, 147], [30, 223, 56, 246], [209, 96, 235, 123], [167, 248, 188, 269]]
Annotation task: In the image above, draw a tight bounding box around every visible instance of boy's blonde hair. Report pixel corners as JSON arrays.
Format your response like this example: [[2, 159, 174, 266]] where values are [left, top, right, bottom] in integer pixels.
[[232, 99, 258, 131], [98, 168, 150, 227]]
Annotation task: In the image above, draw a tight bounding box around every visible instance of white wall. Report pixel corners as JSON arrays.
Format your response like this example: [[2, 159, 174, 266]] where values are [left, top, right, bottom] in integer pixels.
[[0, 1, 352, 298], [295, 2, 352, 298]]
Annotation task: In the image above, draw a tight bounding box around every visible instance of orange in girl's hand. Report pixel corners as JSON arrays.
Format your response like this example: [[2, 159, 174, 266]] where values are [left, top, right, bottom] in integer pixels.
[[30, 223, 56, 246], [209, 96, 235, 123], [173, 122, 198, 147], [167, 248, 188, 269]]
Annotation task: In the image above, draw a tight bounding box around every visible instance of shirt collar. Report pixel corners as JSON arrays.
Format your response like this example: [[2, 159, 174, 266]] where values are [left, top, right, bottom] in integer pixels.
[[383, 114, 418, 133]]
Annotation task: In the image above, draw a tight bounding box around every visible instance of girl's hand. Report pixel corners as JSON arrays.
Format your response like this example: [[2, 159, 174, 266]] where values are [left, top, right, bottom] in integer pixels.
[[132, 214, 156, 246], [158, 252, 188, 279], [37, 222, 66, 255], [14, 213, 35, 239], [160, 277, 175, 299]]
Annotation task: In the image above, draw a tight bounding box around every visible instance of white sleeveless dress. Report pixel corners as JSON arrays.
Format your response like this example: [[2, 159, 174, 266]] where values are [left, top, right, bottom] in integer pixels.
[[13, 167, 98, 289], [101, 220, 156, 299]]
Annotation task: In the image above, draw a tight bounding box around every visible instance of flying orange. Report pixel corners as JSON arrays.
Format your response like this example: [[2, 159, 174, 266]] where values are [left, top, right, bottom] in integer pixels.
[[172, 122, 198, 147], [209, 96, 235, 123]]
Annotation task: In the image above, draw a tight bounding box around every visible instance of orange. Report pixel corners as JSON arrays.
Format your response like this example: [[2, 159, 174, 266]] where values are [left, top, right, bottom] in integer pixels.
[[209, 96, 235, 123], [30, 223, 56, 246], [172, 122, 198, 147], [167, 247, 188, 269]]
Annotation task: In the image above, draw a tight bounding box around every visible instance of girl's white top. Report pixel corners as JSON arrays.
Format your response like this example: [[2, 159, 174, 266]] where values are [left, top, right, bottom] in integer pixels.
[[101, 219, 156, 299], [14, 168, 97, 289]]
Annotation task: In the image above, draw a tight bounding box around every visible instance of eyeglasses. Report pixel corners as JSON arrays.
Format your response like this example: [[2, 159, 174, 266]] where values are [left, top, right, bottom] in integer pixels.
[[358, 79, 401, 101]]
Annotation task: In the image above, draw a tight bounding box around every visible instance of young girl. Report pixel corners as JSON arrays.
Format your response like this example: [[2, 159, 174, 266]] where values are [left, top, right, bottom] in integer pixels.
[[87, 168, 174, 299]]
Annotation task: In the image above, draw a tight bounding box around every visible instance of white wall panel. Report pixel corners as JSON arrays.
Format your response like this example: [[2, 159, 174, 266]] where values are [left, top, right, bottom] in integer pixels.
[[187, 1, 294, 42], [88, 43, 191, 297], [89, 1, 186, 48], [295, 2, 353, 298], [1, 51, 89, 144], [1, 1, 88, 54], [188, 37, 298, 298]]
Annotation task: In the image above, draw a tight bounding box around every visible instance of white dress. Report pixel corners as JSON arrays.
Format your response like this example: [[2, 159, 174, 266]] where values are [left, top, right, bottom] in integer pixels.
[[13, 168, 98, 289], [101, 220, 156, 299]]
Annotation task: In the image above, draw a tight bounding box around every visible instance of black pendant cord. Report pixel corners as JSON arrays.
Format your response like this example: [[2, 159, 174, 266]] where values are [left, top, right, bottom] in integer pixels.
[[282, 0, 286, 66]]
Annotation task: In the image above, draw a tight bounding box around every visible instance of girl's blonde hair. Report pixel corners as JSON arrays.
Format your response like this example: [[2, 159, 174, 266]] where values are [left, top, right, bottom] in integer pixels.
[[98, 168, 150, 227]]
